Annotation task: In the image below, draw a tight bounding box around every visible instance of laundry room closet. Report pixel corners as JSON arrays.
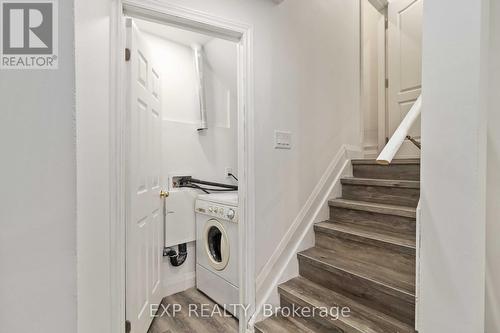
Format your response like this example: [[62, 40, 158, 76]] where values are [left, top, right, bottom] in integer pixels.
[[125, 16, 240, 333]]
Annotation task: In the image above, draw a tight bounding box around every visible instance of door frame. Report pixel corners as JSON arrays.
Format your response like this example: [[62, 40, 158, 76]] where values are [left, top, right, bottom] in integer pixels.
[[109, 1, 255, 333], [360, 0, 387, 157]]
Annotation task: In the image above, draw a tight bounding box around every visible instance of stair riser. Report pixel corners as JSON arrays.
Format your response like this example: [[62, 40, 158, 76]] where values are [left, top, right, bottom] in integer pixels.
[[298, 257, 415, 326], [353, 164, 420, 181], [330, 207, 416, 238], [342, 184, 420, 207], [254, 324, 293, 333], [314, 230, 416, 273], [279, 293, 356, 333], [278, 296, 345, 333]]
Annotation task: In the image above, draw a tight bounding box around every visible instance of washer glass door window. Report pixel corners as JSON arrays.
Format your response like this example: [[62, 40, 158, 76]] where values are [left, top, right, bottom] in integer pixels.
[[204, 219, 230, 271]]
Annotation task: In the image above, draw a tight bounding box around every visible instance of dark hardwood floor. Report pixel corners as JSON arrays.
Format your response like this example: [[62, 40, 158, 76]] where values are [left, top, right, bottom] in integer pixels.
[[148, 288, 238, 333]]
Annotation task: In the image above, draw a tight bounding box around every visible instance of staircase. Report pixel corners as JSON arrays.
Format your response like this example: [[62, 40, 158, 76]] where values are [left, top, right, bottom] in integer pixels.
[[255, 159, 420, 333]]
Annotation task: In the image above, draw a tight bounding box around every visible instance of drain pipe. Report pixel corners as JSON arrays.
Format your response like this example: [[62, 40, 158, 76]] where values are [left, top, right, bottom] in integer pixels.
[[164, 243, 188, 267], [161, 190, 188, 267], [192, 44, 208, 131]]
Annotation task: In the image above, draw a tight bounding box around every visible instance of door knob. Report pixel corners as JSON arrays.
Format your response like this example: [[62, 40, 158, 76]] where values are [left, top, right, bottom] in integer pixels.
[[160, 190, 169, 199]]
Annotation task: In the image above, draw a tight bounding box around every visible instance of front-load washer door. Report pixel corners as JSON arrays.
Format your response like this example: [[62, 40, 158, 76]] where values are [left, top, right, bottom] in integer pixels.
[[204, 219, 229, 271]]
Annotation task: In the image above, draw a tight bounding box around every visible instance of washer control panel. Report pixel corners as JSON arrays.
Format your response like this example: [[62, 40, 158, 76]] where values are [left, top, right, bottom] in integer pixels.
[[195, 200, 238, 223]]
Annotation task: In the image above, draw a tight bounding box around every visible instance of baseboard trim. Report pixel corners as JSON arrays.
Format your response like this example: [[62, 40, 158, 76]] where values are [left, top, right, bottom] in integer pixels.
[[249, 145, 361, 327], [415, 201, 422, 331]]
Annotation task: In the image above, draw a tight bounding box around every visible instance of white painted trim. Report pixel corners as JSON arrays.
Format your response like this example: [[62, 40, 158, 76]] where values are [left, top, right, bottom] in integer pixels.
[[237, 23, 256, 333], [108, 2, 255, 333], [109, 3, 127, 333], [415, 199, 422, 331], [377, 9, 387, 153], [162, 118, 232, 129], [358, 0, 365, 152], [249, 145, 362, 328], [162, 118, 200, 125], [122, 0, 246, 41], [361, 0, 385, 156]]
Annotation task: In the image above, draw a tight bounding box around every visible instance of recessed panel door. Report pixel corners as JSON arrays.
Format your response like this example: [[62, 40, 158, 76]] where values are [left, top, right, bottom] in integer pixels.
[[125, 18, 163, 333], [387, 0, 423, 157]]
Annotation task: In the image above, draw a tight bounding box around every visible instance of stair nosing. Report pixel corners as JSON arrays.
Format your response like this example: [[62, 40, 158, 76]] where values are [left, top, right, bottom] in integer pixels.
[[298, 248, 416, 298], [351, 159, 420, 165], [314, 221, 416, 250], [340, 177, 420, 189], [278, 276, 416, 333], [329, 198, 416, 218], [254, 314, 314, 333], [278, 284, 366, 333]]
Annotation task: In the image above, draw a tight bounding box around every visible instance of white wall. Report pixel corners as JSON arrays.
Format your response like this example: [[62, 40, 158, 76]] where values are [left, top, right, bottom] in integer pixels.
[[486, 1, 500, 331], [162, 121, 238, 185], [0, 1, 76, 332], [419, 0, 488, 331], [361, 0, 382, 156], [75, 0, 112, 332], [75, 1, 361, 331], [204, 38, 238, 131], [141, 33, 239, 186]]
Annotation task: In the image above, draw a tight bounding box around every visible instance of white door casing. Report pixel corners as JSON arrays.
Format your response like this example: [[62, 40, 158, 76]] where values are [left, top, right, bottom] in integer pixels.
[[106, 4, 254, 333], [125, 18, 163, 333], [387, 0, 423, 157]]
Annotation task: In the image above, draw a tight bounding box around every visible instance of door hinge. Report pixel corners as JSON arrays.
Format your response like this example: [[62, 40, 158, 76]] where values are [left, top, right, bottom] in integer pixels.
[[125, 48, 131, 62], [385, 137, 389, 144], [385, 78, 389, 88], [125, 320, 131, 333], [385, 18, 388, 30]]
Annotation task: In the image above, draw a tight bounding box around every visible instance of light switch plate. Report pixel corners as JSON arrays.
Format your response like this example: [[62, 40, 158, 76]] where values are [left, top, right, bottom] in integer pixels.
[[274, 130, 292, 149]]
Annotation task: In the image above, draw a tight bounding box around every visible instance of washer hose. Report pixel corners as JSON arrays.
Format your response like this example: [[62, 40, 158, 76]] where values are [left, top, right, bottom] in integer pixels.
[[164, 243, 188, 267]]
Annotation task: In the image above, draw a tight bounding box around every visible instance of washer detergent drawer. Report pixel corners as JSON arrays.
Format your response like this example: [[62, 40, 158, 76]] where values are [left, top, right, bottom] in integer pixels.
[[196, 264, 240, 318]]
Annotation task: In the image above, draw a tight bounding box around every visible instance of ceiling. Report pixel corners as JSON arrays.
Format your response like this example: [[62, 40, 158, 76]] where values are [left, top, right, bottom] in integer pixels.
[[134, 18, 213, 46]]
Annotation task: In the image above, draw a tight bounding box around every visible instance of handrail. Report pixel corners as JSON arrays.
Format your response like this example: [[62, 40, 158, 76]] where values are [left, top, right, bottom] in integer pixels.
[[376, 94, 422, 165]]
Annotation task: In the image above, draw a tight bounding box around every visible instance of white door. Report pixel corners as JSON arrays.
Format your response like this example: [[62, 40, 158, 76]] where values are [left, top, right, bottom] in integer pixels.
[[387, 0, 423, 157], [125, 18, 163, 333]]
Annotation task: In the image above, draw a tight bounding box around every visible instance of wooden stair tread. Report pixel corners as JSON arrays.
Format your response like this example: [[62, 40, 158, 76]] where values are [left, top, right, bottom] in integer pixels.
[[341, 177, 420, 189], [315, 221, 416, 249], [279, 277, 416, 333], [351, 159, 420, 165], [258, 159, 419, 332], [255, 314, 313, 333], [329, 198, 416, 218], [298, 247, 415, 296]]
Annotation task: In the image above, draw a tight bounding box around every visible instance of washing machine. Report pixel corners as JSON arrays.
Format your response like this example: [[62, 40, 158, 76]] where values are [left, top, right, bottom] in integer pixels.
[[195, 192, 239, 317]]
